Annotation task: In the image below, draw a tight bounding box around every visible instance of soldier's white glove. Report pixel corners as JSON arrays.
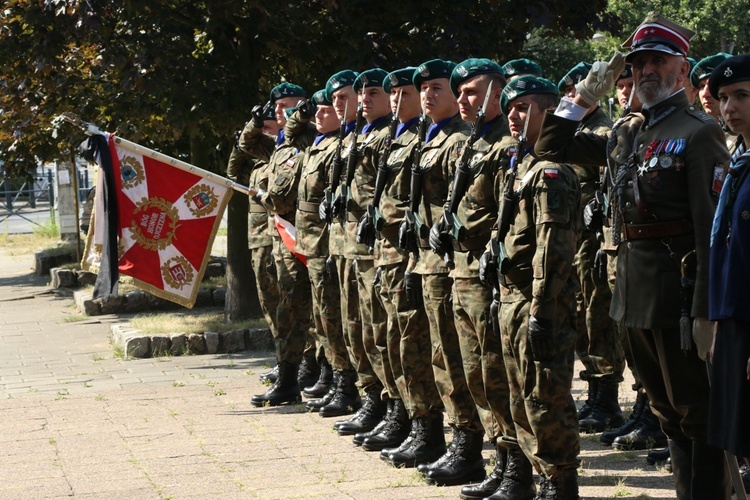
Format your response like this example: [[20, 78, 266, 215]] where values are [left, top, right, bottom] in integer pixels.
[[692, 317, 714, 361], [576, 52, 626, 107]]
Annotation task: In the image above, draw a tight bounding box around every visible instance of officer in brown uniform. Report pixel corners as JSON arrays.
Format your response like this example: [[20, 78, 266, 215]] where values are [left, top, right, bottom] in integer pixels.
[[352, 67, 420, 453], [239, 82, 315, 408], [482, 75, 581, 498], [558, 61, 626, 434], [535, 13, 732, 498]]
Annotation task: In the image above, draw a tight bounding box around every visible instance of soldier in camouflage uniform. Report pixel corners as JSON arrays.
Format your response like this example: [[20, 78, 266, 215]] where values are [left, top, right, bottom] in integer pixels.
[[239, 82, 314, 408], [351, 67, 420, 452], [484, 76, 581, 498], [534, 14, 732, 497], [284, 90, 362, 415], [558, 62, 625, 434]]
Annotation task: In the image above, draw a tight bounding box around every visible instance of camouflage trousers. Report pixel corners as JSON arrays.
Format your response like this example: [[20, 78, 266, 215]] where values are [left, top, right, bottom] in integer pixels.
[[376, 263, 406, 400], [271, 237, 312, 365], [335, 256, 378, 391], [250, 244, 280, 340], [453, 276, 511, 440], [356, 259, 389, 396], [499, 280, 580, 478], [307, 257, 351, 371], [574, 229, 625, 382], [421, 274, 468, 424]]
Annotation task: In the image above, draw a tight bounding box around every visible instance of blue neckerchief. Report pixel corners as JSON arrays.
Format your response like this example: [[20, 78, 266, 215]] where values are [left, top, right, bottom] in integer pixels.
[[396, 116, 420, 138], [275, 129, 285, 146], [426, 115, 454, 143], [509, 146, 533, 169], [362, 115, 389, 135], [313, 130, 335, 147]]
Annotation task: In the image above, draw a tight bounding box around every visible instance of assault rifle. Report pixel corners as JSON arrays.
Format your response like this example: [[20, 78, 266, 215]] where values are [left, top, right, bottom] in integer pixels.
[[337, 87, 366, 224], [357, 90, 402, 251], [398, 101, 429, 259], [321, 100, 349, 224]]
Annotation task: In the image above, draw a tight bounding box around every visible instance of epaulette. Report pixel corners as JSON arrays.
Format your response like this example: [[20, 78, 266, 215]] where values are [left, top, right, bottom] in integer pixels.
[[685, 105, 715, 124]]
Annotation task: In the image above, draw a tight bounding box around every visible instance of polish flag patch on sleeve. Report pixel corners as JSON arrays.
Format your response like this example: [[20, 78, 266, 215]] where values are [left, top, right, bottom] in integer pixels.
[[543, 168, 559, 179]]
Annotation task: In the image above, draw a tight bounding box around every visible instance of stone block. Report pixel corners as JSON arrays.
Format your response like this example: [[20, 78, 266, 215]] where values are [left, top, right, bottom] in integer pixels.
[[51, 268, 77, 288], [187, 333, 206, 355], [150, 335, 171, 357], [100, 294, 127, 315], [123, 290, 148, 313], [194, 288, 213, 307], [169, 334, 187, 356], [219, 329, 246, 353], [203, 259, 225, 280], [204, 332, 219, 354], [245, 328, 274, 351], [34, 251, 53, 276], [212, 288, 226, 306], [76, 270, 98, 287], [124, 336, 150, 359]]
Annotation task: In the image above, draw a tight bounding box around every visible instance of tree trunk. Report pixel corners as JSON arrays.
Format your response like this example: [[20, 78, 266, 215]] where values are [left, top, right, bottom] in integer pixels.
[[224, 187, 260, 321]]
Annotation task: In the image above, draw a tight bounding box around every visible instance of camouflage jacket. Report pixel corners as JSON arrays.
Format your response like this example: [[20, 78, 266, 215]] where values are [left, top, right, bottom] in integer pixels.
[[499, 153, 581, 320], [343, 116, 392, 260], [226, 147, 272, 248], [412, 114, 471, 275], [573, 106, 612, 205], [448, 117, 513, 278], [374, 119, 421, 267]]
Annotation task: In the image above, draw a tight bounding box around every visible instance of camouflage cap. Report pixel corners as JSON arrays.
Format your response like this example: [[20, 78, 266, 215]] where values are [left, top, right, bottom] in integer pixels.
[[354, 68, 389, 92], [709, 53, 750, 99], [383, 67, 417, 92], [622, 12, 695, 62], [502, 58, 543, 79], [690, 53, 733, 88], [450, 58, 504, 97], [312, 88, 332, 106], [413, 59, 456, 89], [557, 62, 592, 93], [616, 65, 633, 82], [325, 70, 359, 100], [500, 75, 558, 115], [269, 82, 306, 104]]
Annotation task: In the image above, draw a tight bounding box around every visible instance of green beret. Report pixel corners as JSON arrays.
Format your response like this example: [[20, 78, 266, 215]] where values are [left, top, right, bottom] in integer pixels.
[[687, 57, 698, 73], [709, 54, 750, 99], [502, 58, 543, 79], [354, 68, 389, 92], [691, 53, 733, 88], [500, 75, 558, 115], [557, 62, 592, 93], [269, 82, 306, 104], [263, 102, 275, 121], [312, 88, 332, 106], [383, 67, 417, 92], [413, 59, 456, 89], [325, 70, 359, 100], [616, 65, 633, 82], [284, 107, 297, 119], [450, 58, 504, 97]]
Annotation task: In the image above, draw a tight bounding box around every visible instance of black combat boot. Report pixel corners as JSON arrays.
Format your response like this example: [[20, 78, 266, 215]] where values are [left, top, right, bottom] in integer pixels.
[[258, 364, 279, 384], [362, 398, 410, 451], [305, 371, 338, 412], [387, 410, 446, 468], [611, 404, 667, 450], [353, 398, 393, 446], [459, 443, 507, 499], [535, 468, 578, 500], [250, 361, 301, 407], [379, 423, 416, 461], [297, 352, 320, 391], [646, 446, 670, 465], [600, 387, 647, 445], [577, 378, 598, 421], [424, 427, 485, 486], [333, 385, 384, 435], [320, 369, 362, 418], [487, 445, 536, 500], [579, 379, 625, 433], [302, 356, 332, 398]]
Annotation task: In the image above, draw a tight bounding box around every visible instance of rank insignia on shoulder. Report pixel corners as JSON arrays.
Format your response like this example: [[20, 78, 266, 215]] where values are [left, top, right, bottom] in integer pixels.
[[543, 168, 559, 179]]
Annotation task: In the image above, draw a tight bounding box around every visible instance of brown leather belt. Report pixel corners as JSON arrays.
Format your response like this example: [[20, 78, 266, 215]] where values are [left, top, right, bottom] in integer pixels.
[[248, 203, 267, 213], [452, 234, 489, 252], [297, 200, 319, 213], [499, 269, 533, 287], [624, 220, 693, 240]]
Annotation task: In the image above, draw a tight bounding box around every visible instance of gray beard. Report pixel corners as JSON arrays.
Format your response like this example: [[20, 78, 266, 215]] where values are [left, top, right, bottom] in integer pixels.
[[636, 72, 676, 107]]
